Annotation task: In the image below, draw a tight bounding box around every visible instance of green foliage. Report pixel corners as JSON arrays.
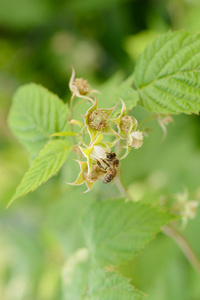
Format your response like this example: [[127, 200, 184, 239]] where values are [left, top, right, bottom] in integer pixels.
[[86, 268, 145, 300], [51, 131, 77, 137], [83, 199, 172, 265], [67, 0, 128, 13], [0, 0, 51, 29], [4, 23, 200, 300], [8, 83, 69, 159], [134, 31, 200, 114], [9, 139, 72, 206], [63, 253, 145, 300], [63, 251, 90, 300]]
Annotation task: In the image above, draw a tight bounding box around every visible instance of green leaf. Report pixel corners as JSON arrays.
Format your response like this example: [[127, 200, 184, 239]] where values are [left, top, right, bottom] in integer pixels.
[[134, 31, 200, 114], [8, 139, 72, 206], [50, 131, 77, 137], [83, 199, 172, 265], [8, 83, 69, 159], [86, 268, 145, 300], [63, 250, 145, 300], [97, 72, 139, 110]]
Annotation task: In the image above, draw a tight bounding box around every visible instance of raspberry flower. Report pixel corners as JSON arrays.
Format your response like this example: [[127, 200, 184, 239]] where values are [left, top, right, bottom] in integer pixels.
[[82, 98, 118, 143], [69, 133, 114, 192], [69, 67, 99, 102], [79, 133, 109, 174], [112, 99, 138, 137], [128, 131, 143, 149], [68, 160, 103, 193]]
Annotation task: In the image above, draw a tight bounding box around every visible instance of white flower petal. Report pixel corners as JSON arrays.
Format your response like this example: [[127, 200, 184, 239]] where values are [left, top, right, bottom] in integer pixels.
[[130, 131, 143, 140], [90, 145, 107, 161], [128, 131, 143, 149]]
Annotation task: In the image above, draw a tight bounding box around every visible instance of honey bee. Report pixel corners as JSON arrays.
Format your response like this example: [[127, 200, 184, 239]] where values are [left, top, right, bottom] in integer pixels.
[[97, 152, 119, 184]]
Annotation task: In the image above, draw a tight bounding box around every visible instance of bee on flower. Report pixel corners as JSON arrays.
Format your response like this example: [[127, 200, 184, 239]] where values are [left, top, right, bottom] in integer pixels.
[[69, 134, 120, 192], [66, 69, 144, 192]]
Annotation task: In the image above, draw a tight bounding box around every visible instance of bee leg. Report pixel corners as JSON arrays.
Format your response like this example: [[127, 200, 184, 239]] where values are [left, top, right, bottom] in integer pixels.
[[99, 169, 107, 174], [97, 160, 107, 170], [101, 159, 110, 167]]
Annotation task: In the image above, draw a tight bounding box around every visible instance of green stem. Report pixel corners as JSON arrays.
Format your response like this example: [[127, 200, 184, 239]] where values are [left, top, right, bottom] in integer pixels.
[[78, 126, 88, 148], [115, 178, 131, 201], [68, 94, 76, 146], [162, 225, 200, 274], [72, 98, 87, 112], [138, 114, 157, 129]]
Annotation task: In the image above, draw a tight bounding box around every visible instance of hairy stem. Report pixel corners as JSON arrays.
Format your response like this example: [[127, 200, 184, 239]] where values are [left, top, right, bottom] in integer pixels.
[[162, 225, 200, 274]]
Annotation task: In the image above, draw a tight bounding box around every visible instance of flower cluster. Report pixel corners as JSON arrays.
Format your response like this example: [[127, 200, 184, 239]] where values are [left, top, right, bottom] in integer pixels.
[[67, 68, 144, 192]]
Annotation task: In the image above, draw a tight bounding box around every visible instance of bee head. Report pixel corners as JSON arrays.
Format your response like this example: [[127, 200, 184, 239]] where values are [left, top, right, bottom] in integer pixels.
[[106, 152, 116, 160]]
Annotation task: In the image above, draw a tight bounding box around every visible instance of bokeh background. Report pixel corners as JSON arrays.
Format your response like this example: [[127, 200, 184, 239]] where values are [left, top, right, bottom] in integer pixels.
[[1, 0, 200, 299]]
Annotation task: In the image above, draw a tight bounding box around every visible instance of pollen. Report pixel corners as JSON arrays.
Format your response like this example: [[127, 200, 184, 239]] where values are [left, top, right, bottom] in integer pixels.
[[84, 165, 102, 183]]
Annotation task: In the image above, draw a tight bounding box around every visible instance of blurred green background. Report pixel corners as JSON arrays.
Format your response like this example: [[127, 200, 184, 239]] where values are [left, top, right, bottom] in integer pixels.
[[1, 0, 200, 299]]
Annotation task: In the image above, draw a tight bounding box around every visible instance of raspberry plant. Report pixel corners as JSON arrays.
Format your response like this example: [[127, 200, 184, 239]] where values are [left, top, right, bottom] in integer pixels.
[[8, 31, 200, 299]]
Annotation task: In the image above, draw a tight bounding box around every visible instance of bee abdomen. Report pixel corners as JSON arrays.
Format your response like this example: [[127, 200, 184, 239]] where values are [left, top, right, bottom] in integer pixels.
[[102, 174, 112, 184], [102, 169, 117, 184]]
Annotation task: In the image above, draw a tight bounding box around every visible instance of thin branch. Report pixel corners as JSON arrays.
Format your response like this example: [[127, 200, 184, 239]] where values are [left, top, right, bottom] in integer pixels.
[[138, 114, 157, 129], [115, 177, 132, 201], [68, 94, 76, 145], [72, 98, 87, 112], [162, 225, 200, 274]]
